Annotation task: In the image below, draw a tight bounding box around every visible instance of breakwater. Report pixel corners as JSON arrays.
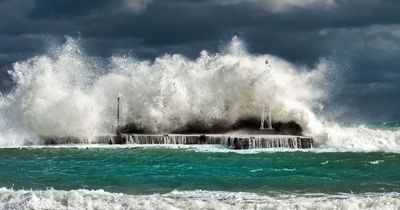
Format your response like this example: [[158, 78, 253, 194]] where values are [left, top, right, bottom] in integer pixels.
[[42, 134, 313, 149]]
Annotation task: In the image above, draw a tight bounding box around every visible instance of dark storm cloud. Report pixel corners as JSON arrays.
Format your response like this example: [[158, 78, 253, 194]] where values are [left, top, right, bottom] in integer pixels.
[[0, 0, 399, 122], [28, 0, 109, 18]]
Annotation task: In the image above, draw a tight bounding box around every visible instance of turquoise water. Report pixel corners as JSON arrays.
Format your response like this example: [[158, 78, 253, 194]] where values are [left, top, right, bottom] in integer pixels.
[[1, 147, 399, 195]]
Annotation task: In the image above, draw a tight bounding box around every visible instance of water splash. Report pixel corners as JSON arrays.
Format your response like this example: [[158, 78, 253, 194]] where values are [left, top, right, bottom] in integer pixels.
[[0, 36, 399, 152]]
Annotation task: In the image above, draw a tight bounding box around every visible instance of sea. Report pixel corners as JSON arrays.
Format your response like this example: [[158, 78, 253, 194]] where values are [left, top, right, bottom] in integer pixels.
[[0, 143, 399, 209], [1, 38, 400, 209]]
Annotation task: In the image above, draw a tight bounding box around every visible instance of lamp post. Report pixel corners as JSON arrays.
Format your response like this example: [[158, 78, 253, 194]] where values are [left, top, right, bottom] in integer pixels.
[[116, 94, 121, 132]]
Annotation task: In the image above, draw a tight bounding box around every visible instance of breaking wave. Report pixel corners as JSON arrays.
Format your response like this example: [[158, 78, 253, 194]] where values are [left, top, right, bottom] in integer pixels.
[[0, 36, 399, 152], [0, 188, 399, 210]]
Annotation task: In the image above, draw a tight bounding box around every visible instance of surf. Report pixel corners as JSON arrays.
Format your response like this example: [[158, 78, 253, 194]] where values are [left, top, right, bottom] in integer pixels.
[[1, 188, 399, 210]]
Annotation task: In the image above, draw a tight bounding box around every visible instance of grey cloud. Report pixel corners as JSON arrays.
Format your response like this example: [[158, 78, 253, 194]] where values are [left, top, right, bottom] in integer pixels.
[[28, 0, 154, 19], [209, 0, 337, 12]]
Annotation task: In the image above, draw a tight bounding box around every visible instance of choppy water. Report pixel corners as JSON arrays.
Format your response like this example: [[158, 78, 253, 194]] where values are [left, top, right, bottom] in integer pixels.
[[1, 146, 400, 209]]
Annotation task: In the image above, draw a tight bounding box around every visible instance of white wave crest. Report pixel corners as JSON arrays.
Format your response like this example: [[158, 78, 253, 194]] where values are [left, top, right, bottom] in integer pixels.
[[315, 124, 400, 152], [0, 188, 399, 210]]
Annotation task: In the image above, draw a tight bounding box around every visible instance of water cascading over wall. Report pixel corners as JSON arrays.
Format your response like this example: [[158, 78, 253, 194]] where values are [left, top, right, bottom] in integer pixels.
[[113, 134, 313, 149]]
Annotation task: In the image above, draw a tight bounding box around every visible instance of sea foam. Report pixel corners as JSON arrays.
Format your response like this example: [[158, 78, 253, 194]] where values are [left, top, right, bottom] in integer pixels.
[[0, 188, 399, 210]]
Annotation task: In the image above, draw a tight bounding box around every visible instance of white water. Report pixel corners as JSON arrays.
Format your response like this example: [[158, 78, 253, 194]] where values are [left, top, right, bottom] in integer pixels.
[[0, 36, 400, 152], [0, 188, 399, 210]]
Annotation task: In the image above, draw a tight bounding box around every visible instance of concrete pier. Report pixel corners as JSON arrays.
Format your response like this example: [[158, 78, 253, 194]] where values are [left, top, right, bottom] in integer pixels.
[[42, 134, 313, 149]]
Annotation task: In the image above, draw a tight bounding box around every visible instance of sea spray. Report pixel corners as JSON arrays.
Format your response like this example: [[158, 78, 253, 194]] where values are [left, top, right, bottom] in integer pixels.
[[0, 37, 324, 140], [0, 36, 400, 151]]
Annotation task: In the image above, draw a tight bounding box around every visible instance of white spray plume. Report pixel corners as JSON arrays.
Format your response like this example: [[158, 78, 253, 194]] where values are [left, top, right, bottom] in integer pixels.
[[0, 36, 399, 152]]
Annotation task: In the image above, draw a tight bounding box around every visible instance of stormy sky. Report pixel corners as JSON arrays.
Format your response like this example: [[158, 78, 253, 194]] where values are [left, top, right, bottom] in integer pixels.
[[0, 0, 399, 123]]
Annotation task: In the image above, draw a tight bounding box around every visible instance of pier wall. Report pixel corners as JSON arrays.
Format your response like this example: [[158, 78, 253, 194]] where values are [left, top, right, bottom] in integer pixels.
[[121, 134, 313, 149], [42, 134, 313, 149]]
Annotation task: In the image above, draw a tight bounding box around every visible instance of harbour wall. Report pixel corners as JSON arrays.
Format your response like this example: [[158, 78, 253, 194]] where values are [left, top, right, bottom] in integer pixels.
[[42, 134, 313, 149]]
